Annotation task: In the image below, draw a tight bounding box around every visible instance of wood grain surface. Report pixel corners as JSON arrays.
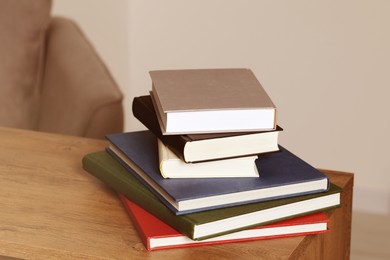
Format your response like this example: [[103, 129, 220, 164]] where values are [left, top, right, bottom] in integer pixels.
[[0, 127, 353, 259]]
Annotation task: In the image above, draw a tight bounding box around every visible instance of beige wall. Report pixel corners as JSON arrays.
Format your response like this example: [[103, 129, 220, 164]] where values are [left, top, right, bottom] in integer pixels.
[[53, 0, 390, 214]]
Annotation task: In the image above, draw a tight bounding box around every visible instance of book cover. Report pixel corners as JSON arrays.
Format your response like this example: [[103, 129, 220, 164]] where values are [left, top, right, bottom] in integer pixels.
[[82, 151, 341, 240], [149, 68, 277, 134], [119, 194, 330, 251], [157, 139, 259, 178], [133, 95, 282, 163], [106, 130, 329, 215]]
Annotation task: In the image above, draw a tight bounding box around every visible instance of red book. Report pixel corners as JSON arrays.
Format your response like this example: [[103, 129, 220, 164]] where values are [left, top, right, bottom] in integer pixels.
[[119, 195, 330, 251]]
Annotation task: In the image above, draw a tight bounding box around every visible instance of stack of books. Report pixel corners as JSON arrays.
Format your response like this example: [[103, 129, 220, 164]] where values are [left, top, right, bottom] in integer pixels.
[[82, 68, 341, 251]]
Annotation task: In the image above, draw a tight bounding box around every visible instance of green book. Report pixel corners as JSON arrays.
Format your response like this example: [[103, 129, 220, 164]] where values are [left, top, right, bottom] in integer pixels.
[[82, 151, 342, 241]]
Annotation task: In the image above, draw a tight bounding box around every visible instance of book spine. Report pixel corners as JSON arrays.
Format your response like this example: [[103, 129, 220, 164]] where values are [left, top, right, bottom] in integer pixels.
[[132, 96, 188, 162], [82, 152, 198, 239]]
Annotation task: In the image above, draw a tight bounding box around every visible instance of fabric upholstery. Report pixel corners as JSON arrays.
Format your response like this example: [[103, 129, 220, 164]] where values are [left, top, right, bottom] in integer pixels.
[[39, 17, 123, 138], [0, 0, 124, 139], [0, 0, 51, 130]]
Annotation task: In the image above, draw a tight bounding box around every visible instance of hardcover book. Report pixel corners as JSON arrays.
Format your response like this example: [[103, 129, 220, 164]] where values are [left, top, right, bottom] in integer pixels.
[[82, 151, 341, 240], [149, 68, 277, 135], [119, 194, 330, 251], [157, 139, 259, 178], [106, 130, 330, 215], [133, 95, 282, 163]]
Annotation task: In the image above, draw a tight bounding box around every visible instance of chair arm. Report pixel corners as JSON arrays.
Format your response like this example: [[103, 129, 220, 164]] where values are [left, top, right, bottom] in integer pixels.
[[39, 17, 124, 139]]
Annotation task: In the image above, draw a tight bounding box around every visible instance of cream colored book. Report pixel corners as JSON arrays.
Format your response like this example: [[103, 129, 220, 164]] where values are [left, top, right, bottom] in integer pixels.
[[157, 139, 259, 178], [150, 68, 277, 135]]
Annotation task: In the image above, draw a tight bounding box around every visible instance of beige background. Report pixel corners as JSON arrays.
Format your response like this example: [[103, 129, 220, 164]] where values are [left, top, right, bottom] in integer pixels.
[[53, 0, 390, 214]]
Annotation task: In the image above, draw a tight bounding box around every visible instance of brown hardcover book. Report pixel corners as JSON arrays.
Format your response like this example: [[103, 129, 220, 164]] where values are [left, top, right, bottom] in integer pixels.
[[149, 68, 277, 135], [132, 95, 281, 163]]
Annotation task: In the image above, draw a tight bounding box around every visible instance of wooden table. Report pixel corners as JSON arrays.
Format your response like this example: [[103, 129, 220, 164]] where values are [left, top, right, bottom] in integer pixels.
[[0, 127, 353, 259]]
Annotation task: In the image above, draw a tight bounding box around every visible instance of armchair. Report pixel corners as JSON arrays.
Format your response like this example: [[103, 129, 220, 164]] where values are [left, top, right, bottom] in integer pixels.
[[0, 0, 124, 139]]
